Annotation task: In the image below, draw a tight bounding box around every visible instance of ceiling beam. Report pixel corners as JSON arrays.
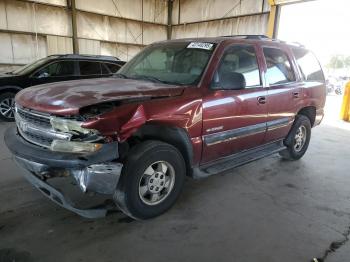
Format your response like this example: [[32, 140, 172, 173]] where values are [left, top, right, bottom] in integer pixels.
[[270, 0, 318, 6]]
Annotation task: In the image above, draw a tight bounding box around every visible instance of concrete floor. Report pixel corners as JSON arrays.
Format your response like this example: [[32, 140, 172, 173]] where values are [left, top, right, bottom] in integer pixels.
[[0, 95, 349, 262]]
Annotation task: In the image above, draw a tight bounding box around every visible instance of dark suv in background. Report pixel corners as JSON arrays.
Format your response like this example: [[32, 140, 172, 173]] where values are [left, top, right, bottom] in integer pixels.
[[0, 54, 125, 121]]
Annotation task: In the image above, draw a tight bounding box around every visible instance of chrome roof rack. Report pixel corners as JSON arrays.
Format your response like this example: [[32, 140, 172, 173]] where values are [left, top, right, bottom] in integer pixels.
[[48, 54, 120, 61], [222, 35, 271, 40], [222, 35, 306, 48]]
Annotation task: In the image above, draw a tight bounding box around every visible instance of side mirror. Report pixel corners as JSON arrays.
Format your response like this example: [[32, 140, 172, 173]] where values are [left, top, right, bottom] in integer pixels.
[[217, 72, 246, 90], [37, 72, 49, 79]]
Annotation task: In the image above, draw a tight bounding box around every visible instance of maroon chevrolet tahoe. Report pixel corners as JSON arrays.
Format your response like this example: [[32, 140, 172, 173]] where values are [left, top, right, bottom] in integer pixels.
[[5, 35, 326, 220]]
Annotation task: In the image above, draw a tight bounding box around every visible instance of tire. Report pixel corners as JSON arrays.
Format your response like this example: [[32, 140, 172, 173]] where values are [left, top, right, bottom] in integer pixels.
[[114, 140, 186, 220], [0, 92, 16, 122], [279, 115, 311, 161]]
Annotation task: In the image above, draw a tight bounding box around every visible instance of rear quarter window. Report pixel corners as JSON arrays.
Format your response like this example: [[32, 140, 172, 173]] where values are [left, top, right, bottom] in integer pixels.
[[292, 48, 325, 83]]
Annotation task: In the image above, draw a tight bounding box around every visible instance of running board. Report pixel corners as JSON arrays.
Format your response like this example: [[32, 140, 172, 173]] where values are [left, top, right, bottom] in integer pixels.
[[193, 140, 286, 179]]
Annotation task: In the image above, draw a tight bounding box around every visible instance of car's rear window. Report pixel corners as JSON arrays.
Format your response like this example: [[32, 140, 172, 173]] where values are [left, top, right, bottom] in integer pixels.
[[292, 48, 325, 83], [79, 61, 102, 75]]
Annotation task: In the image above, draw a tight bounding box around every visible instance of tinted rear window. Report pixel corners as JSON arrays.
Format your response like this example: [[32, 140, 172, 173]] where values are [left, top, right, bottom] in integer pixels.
[[292, 48, 325, 82], [79, 61, 101, 75], [101, 63, 110, 75]]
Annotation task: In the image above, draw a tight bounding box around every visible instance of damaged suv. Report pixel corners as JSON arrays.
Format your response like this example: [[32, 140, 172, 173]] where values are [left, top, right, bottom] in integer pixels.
[[5, 36, 326, 220]]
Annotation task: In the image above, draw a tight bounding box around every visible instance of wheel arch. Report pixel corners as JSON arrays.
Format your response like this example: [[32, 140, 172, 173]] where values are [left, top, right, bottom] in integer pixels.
[[0, 85, 22, 94], [129, 124, 194, 176], [297, 106, 316, 127]]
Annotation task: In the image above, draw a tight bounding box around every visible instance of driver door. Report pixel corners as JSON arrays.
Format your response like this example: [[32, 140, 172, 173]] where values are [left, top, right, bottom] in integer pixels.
[[201, 44, 268, 163]]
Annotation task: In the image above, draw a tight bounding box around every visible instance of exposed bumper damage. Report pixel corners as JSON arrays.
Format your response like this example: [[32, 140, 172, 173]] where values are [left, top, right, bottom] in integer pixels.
[[5, 127, 123, 218]]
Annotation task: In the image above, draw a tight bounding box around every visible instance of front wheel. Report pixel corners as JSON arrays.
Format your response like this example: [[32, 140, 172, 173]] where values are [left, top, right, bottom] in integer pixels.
[[114, 140, 186, 220], [279, 115, 311, 160], [0, 92, 16, 122]]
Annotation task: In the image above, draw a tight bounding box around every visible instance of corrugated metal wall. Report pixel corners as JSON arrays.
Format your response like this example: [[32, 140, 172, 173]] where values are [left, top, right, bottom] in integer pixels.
[[0, 0, 70, 71], [171, 0, 270, 39], [0, 0, 168, 72], [0, 0, 270, 72]]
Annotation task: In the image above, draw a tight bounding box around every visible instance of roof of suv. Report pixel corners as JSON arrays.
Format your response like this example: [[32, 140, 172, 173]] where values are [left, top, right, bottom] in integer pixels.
[[47, 54, 121, 62], [159, 35, 306, 49]]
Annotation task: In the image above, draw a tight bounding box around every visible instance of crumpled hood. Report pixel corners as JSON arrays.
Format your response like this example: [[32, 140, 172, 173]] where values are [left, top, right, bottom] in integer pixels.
[[16, 77, 185, 115]]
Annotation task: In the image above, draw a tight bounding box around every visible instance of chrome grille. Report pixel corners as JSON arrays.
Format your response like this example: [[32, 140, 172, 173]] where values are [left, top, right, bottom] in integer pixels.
[[15, 106, 72, 148], [20, 130, 53, 147], [16, 107, 51, 128]]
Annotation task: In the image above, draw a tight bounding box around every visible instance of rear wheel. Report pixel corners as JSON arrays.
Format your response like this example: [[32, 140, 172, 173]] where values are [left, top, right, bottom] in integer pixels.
[[279, 115, 311, 160], [114, 140, 186, 220], [0, 92, 16, 122]]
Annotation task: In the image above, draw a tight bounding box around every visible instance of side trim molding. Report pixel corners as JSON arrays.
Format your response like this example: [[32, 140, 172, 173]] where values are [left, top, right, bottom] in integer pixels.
[[203, 117, 292, 146], [267, 117, 292, 131]]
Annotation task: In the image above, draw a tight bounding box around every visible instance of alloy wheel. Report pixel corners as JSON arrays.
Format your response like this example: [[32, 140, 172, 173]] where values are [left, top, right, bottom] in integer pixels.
[[138, 161, 176, 206], [294, 125, 307, 152], [0, 97, 15, 120]]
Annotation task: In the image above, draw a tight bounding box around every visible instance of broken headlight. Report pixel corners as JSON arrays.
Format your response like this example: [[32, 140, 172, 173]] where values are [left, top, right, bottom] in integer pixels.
[[50, 117, 97, 135], [50, 140, 102, 153], [79, 102, 116, 119]]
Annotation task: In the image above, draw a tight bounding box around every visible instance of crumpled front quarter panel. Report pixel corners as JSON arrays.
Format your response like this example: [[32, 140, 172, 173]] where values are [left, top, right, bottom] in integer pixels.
[[82, 89, 203, 142]]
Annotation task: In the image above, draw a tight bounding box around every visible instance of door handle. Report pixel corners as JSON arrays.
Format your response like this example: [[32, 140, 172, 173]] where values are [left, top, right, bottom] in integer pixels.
[[257, 96, 266, 104], [293, 92, 300, 98]]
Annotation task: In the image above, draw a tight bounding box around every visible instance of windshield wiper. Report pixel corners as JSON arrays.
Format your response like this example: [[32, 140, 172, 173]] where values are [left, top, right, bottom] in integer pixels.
[[114, 73, 128, 79], [126, 74, 186, 86], [159, 80, 186, 86], [130, 75, 163, 83]]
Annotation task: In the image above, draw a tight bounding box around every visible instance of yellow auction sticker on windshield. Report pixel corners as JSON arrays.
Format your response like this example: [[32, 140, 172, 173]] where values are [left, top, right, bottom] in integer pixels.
[[187, 42, 214, 50]]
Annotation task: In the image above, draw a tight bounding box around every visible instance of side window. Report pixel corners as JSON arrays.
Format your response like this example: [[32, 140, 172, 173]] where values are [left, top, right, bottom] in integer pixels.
[[292, 48, 325, 82], [35, 61, 75, 77], [263, 47, 296, 85], [101, 63, 111, 75], [79, 61, 102, 75], [104, 63, 121, 73], [212, 45, 261, 89]]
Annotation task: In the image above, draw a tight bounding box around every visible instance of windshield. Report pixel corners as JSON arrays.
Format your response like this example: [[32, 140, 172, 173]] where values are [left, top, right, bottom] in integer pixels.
[[118, 42, 216, 85], [12, 56, 58, 75]]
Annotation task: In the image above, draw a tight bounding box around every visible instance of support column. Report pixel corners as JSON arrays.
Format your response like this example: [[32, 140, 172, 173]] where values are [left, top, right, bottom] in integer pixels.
[[167, 0, 173, 40], [68, 0, 79, 54], [267, 0, 280, 38]]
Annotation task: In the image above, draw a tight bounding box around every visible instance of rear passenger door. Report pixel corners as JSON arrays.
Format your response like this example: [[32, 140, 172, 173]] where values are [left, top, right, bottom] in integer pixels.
[[262, 46, 302, 144]]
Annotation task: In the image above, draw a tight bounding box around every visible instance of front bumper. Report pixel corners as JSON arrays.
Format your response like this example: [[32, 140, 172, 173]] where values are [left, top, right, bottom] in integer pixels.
[[5, 127, 123, 218]]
